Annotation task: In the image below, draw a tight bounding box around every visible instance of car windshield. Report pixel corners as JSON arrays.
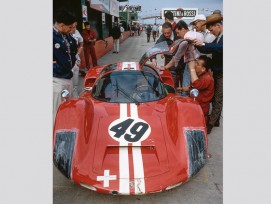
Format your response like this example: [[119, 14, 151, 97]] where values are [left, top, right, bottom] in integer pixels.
[[92, 71, 167, 103], [139, 41, 171, 66]]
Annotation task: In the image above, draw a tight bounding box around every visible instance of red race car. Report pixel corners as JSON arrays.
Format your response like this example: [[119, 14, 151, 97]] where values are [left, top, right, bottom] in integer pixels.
[[53, 41, 208, 195]]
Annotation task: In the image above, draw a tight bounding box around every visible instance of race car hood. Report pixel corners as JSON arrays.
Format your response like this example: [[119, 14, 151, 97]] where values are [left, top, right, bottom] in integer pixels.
[[92, 102, 169, 179]]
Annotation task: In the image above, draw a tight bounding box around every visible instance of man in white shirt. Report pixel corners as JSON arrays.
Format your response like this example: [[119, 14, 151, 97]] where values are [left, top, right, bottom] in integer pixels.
[[70, 21, 83, 98], [151, 23, 159, 42], [192, 14, 216, 44]]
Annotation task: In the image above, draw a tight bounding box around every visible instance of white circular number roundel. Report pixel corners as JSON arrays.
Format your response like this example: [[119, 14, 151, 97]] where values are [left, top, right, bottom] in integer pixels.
[[108, 117, 151, 143]]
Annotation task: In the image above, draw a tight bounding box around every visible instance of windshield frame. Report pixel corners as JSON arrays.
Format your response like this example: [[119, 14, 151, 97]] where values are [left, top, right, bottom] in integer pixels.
[[91, 70, 167, 103]]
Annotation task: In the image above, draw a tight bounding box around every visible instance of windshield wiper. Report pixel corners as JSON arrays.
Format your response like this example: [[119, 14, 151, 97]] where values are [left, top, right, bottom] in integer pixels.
[[140, 71, 160, 96], [114, 80, 140, 105]]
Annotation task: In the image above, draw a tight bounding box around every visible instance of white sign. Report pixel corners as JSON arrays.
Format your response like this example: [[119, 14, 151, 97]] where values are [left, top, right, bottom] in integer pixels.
[[162, 8, 198, 20], [102, 12, 105, 24], [82, 5, 87, 18], [89, 0, 110, 14], [110, 0, 119, 17]]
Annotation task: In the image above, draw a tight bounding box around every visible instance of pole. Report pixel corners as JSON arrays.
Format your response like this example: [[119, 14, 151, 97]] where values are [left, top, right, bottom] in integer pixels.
[[127, 0, 130, 27]]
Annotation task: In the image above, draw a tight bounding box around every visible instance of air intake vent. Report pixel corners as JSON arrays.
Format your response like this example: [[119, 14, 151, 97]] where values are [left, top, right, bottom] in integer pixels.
[[185, 130, 206, 178], [53, 131, 76, 179]]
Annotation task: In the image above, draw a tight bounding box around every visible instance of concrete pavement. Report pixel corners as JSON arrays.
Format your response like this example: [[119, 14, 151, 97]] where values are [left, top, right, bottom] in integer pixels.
[[53, 32, 223, 204]]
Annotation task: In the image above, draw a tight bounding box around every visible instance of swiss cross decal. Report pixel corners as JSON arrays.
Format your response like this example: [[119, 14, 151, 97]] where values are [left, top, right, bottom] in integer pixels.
[[108, 118, 151, 143]]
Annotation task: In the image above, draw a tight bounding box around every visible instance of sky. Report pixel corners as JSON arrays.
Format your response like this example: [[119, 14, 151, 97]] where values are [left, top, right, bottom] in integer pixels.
[[119, 0, 223, 24]]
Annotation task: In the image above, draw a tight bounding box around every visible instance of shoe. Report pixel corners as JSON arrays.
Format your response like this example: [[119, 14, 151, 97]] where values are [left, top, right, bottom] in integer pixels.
[[214, 120, 220, 127], [116, 52, 119, 54], [113, 51, 116, 53], [79, 70, 86, 77], [207, 153, 212, 159], [207, 124, 214, 134]]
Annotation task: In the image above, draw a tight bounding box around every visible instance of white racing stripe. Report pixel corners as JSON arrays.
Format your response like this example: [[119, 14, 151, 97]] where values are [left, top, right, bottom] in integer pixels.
[[130, 103, 146, 194], [119, 104, 130, 194]]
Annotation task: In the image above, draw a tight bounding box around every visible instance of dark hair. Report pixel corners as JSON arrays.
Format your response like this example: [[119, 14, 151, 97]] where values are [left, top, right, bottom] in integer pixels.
[[198, 55, 211, 71], [162, 22, 172, 30], [54, 10, 76, 25], [84, 22, 90, 26], [164, 11, 174, 20], [206, 21, 223, 29], [175, 20, 188, 30]]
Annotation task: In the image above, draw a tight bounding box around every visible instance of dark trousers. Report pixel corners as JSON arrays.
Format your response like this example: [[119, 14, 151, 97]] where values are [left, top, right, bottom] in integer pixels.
[[209, 72, 223, 125], [152, 31, 157, 41], [84, 45, 97, 69], [147, 34, 151, 42]]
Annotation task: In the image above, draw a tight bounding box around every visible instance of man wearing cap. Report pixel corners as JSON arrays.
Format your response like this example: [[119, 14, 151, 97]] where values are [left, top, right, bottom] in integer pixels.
[[192, 14, 216, 43], [179, 14, 216, 95], [53, 10, 77, 122], [193, 14, 223, 134]]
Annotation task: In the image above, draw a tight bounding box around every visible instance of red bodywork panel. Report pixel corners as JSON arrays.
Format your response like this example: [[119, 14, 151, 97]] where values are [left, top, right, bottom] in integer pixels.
[[53, 62, 207, 195]]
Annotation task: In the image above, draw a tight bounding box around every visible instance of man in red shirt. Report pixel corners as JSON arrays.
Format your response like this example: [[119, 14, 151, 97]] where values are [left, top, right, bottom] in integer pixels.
[[178, 55, 214, 125], [81, 22, 98, 71]]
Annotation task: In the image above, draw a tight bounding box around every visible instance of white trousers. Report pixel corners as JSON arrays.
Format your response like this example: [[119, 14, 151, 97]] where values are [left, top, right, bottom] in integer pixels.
[[72, 64, 79, 88], [113, 39, 119, 52], [72, 64, 79, 98], [53, 77, 73, 122]]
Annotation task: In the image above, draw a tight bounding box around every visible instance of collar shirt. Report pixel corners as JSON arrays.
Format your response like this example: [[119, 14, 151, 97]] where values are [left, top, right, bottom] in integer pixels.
[[173, 40, 200, 66], [202, 29, 216, 43], [216, 32, 223, 43], [170, 32, 174, 41], [191, 71, 214, 104], [82, 28, 97, 45], [198, 30, 216, 58], [71, 29, 83, 45], [152, 25, 158, 31]]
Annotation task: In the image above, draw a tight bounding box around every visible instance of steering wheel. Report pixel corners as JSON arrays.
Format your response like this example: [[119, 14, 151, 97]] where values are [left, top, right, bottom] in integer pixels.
[[132, 85, 150, 101]]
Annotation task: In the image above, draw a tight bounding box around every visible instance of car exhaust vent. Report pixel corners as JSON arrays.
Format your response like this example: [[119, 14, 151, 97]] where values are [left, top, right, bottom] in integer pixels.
[[53, 131, 76, 179], [185, 129, 206, 178]]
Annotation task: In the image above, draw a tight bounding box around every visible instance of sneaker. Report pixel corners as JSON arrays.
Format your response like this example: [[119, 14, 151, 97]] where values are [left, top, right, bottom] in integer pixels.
[[79, 70, 86, 77], [214, 120, 220, 127], [113, 51, 116, 53]]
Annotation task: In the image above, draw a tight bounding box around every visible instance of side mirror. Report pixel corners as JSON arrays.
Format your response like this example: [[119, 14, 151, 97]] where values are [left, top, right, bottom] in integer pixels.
[[190, 89, 199, 101], [61, 89, 70, 101]]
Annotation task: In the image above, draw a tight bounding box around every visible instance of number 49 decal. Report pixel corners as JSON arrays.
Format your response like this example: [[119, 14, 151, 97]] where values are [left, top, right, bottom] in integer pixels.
[[108, 118, 151, 143]]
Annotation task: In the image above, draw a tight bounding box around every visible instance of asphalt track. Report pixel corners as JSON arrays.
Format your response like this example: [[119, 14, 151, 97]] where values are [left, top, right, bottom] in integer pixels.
[[53, 32, 223, 204]]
